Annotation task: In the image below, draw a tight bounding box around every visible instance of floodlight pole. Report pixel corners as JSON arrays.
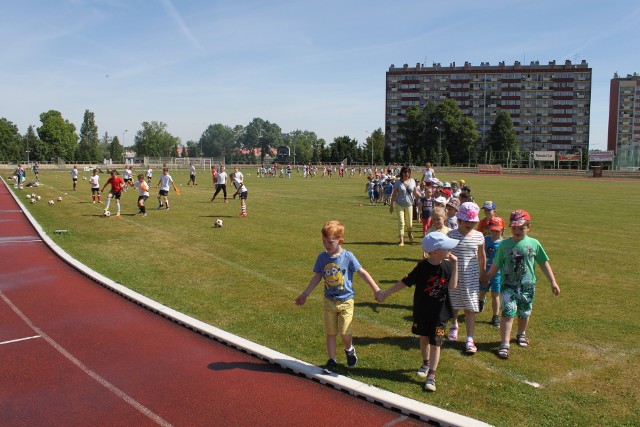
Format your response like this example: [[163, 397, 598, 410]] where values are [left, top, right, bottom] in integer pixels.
[[123, 129, 128, 165], [435, 126, 442, 167]]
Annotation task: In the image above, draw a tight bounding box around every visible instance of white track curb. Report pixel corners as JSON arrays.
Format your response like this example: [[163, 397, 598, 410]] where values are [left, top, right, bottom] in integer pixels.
[[4, 179, 490, 427]]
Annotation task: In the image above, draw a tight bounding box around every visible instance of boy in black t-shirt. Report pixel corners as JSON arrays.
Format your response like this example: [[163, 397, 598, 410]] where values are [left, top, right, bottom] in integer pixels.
[[377, 232, 459, 392]]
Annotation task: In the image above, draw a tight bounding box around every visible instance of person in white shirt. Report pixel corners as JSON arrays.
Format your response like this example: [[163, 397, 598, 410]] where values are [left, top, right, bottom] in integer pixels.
[[89, 168, 101, 203], [234, 166, 244, 182], [156, 168, 177, 210], [187, 163, 197, 185], [231, 172, 248, 216], [71, 166, 79, 191], [420, 162, 436, 186], [133, 174, 150, 216], [210, 165, 228, 203]]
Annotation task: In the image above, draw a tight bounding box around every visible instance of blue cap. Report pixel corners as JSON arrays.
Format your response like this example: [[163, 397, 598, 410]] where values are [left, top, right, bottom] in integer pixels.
[[422, 232, 459, 253]]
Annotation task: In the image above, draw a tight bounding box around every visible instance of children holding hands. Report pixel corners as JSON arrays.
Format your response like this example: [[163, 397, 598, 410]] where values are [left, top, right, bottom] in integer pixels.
[[484, 210, 560, 359], [377, 232, 459, 392], [295, 221, 381, 373]]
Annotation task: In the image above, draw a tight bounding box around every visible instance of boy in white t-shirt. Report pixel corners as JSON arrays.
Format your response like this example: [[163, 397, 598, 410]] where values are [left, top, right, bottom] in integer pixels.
[[89, 169, 101, 203], [71, 166, 79, 191], [133, 174, 150, 216], [156, 168, 177, 210], [230, 172, 248, 217]]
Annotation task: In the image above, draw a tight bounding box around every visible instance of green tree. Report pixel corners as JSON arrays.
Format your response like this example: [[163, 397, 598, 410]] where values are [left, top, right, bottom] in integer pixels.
[[329, 136, 358, 163], [78, 110, 101, 162], [110, 135, 124, 162], [98, 132, 111, 161], [37, 110, 78, 161], [488, 111, 519, 166], [133, 121, 180, 157], [364, 128, 385, 165], [398, 100, 479, 166], [282, 130, 324, 164], [238, 118, 282, 163], [437, 99, 479, 165], [199, 124, 238, 159], [0, 118, 23, 162], [24, 125, 43, 163]]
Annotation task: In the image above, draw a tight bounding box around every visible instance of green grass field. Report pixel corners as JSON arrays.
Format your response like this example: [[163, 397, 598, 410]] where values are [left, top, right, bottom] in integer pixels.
[[10, 168, 640, 426]]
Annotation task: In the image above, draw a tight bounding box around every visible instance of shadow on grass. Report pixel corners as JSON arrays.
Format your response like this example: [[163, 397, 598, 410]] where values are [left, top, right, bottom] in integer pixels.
[[354, 335, 417, 352], [382, 257, 419, 263], [347, 241, 397, 246], [356, 301, 410, 314], [341, 366, 422, 385]]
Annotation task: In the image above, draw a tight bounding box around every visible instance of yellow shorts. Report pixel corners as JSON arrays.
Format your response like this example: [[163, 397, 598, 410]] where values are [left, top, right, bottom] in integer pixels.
[[323, 297, 354, 335]]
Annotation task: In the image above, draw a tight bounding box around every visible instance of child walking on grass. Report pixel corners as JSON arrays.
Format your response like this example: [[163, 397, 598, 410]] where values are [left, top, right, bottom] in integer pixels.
[[447, 202, 486, 355], [484, 210, 560, 360], [295, 220, 381, 374], [377, 232, 458, 392]]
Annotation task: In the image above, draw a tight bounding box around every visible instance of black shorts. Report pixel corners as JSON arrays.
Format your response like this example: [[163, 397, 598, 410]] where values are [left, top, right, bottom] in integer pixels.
[[110, 191, 122, 199], [412, 319, 447, 346], [138, 195, 149, 202], [91, 188, 100, 194], [158, 190, 169, 196], [239, 191, 248, 200]]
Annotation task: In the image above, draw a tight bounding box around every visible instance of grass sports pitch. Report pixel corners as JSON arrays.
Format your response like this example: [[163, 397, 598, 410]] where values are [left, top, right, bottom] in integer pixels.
[[13, 168, 640, 426]]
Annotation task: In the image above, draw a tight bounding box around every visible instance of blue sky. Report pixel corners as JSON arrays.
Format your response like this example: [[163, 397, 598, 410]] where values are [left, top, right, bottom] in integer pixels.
[[2, 0, 639, 150]]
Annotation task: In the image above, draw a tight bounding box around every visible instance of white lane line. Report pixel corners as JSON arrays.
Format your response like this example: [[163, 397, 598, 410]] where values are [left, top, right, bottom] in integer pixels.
[[383, 415, 409, 426], [0, 335, 41, 345], [0, 239, 43, 244], [0, 290, 173, 427]]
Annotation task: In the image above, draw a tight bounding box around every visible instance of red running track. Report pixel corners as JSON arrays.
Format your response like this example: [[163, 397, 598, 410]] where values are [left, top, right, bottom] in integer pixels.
[[0, 181, 426, 427]]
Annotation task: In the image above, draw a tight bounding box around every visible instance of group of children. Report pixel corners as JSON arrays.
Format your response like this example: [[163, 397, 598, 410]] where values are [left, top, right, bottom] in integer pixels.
[[297, 192, 560, 392], [84, 164, 249, 218], [89, 167, 176, 218]]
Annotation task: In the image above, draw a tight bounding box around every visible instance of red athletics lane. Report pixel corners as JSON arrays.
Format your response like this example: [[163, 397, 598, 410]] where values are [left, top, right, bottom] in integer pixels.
[[0, 182, 426, 427]]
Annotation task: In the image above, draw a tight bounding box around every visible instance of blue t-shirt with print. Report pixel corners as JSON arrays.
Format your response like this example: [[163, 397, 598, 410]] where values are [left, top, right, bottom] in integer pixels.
[[313, 249, 361, 301], [485, 235, 503, 287]]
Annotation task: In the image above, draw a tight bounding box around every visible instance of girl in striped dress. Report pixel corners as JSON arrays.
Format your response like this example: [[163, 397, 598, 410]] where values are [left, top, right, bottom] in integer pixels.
[[447, 202, 486, 354]]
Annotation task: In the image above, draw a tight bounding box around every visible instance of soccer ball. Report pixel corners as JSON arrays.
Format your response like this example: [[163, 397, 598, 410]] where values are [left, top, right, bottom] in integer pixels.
[[48, 200, 54, 205], [214, 219, 223, 228], [30, 198, 36, 204], [36, 196, 42, 200], [31, 194, 36, 199], [103, 210, 111, 217], [57, 197, 63, 202], [26, 194, 32, 199], [83, 177, 87, 180]]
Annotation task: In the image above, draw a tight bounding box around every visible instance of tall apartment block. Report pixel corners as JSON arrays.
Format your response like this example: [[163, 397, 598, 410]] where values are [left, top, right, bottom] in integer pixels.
[[607, 72, 640, 152], [385, 60, 592, 155]]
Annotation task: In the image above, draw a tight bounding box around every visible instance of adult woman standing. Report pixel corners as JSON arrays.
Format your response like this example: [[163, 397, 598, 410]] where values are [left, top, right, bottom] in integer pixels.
[[389, 166, 422, 246]]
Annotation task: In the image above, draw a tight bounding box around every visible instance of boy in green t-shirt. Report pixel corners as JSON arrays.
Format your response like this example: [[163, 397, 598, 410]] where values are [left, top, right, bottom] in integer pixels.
[[484, 210, 560, 360]]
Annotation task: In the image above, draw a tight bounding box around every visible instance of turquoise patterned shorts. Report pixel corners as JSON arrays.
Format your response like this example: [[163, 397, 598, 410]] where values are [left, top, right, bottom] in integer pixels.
[[501, 285, 535, 319]]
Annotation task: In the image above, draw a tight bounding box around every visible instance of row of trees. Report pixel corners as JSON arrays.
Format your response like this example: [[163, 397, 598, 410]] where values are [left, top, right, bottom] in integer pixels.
[[0, 110, 387, 165], [1, 100, 521, 166], [0, 110, 125, 164], [397, 98, 519, 165]]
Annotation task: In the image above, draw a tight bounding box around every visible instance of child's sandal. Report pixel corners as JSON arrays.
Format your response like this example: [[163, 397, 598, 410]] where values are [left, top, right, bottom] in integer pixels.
[[516, 333, 529, 347], [497, 346, 510, 359], [447, 325, 459, 342]]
